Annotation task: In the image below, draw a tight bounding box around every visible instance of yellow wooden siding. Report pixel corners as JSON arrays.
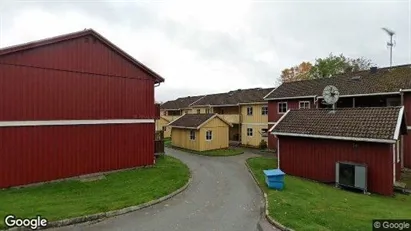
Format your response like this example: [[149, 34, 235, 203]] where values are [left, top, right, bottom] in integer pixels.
[[241, 124, 269, 147], [241, 104, 268, 123], [171, 128, 200, 151], [199, 117, 230, 151], [155, 117, 171, 138]]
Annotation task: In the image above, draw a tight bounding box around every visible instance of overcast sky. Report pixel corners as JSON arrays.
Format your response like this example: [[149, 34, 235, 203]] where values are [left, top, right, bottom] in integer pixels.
[[0, 0, 410, 102]]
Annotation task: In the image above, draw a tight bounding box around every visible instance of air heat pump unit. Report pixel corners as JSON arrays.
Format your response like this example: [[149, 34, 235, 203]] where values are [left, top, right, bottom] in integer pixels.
[[335, 162, 367, 193]]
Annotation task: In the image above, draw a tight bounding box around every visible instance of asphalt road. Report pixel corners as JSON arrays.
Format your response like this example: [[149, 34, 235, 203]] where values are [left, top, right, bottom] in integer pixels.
[[50, 148, 264, 231]]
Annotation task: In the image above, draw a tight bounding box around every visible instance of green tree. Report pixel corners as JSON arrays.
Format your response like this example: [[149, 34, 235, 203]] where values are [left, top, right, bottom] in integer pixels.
[[308, 53, 373, 79]]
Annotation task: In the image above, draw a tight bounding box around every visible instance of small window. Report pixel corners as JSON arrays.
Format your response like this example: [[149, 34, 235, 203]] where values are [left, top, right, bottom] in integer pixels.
[[261, 128, 268, 137], [163, 126, 167, 131], [206, 130, 212, 141], [247, 107, 253, 115], [247, 128, 253, 136], [387, 98, 401, 107], [261, 106, 268, 115], [278, 102, 288, 114], [190, 130, 196, 140], [221, 109, 224, 114], [299, 101, 310, 109], [197, 109, 201, 114], [163, 111, 167, 116], [205, 108, 211, 114]]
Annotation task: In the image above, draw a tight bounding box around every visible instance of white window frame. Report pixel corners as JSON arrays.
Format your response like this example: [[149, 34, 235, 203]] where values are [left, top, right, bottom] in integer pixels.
[[205, 130, 212, 141], [163, 126, 167, 131], [205, 108, 211, 114], [247, 128, 253, 137], [189, 130, 196, 141], [299, 101, 310, 109], [247, 107, 253, 116], [197, 109, 201, 114], [387, 98, 401, 107], [278, 102, 288, 114], [261, 106, 268, 115]]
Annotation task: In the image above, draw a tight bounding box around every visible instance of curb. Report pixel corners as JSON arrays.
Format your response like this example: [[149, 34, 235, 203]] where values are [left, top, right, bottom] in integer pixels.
[[3, 171, 193, 231], [167, 146, 245, 157], [244, 159, 294, 231]]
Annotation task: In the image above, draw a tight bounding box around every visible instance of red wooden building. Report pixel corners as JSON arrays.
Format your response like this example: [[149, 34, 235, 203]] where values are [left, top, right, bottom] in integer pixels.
[[0, 29, 164, 188], [264, 65, 411, 169], [269, 107, 407, 196]]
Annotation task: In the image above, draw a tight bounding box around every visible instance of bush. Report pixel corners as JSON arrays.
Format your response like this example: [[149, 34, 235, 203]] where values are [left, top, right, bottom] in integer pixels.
[[259, 140, 268, 149]]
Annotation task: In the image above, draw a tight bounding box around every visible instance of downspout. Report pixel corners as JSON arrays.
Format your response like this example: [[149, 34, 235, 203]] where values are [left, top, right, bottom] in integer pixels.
[[238, 103, 242, 143], [154, 82, 161, 87], [400, 89, 405, 169], [313, 96, 319, 109]]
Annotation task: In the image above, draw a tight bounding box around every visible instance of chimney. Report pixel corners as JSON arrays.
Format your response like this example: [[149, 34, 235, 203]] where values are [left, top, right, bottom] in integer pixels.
[[370, 66, 378, 74]]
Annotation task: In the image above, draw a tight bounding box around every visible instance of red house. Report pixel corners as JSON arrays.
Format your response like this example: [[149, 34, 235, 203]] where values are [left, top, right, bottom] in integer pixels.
[[0, 29, 164, 188], [269, 107, 407, 196], [264, 64, 411, 169]]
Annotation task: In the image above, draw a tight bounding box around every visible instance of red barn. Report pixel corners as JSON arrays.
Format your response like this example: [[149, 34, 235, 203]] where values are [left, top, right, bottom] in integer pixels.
[[264, 64, 411, 169], [0, 29, 165, 188], [270, 107, 407, 196]]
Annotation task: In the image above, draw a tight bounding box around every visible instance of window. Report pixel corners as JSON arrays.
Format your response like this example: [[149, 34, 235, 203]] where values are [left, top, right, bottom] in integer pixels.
[[221, 109, 224, 114], [190, 130, 196, 140], [247, 107, 253, 115], [197, 109, 201, 114], [206, 130, 212, 141], [261, 106, 268, 115], [163, 126, 167, 131], [387, 98, 401, 107], [278, 102, 288, 114], [299, 101, 310, 109], [163, 111, 167, 116], [205, 108, 211, 114], [261, 128, 268, 137], [247, 128, 253, 136]]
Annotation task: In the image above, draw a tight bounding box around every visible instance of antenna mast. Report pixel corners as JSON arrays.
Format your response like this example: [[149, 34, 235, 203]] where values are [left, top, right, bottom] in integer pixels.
[[382, 27, 396, 67]]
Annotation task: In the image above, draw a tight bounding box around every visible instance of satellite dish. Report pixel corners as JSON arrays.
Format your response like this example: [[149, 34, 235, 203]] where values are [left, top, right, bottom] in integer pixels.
[[322, 85, 340, 105]]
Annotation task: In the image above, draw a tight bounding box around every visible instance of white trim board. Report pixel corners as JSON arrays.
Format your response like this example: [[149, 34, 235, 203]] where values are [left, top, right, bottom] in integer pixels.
[[408, 126, 411, 130], [393, 107, 405, 140], [271, 132, 396, 144], [268, 122, 277, 125], [0, 119, 154, 127], [242, 123, 267, 126]]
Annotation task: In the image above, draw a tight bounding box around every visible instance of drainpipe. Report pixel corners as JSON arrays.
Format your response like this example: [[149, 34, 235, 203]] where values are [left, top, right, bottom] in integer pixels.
[[154, 82, 161, 87], [238, 104, 242, 143], [313, 96, 319, 109], [400, 89, 405, 169]]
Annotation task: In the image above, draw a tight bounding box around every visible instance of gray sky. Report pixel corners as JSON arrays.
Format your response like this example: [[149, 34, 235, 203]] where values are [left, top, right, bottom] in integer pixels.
[[1, 0, 410, 102]]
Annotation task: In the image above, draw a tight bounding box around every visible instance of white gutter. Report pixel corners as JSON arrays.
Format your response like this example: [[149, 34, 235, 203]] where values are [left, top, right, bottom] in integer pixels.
[[270, 132, 396, 144], [401, 89, 411, 92], [268, 109, 290, 133], [265, 95, 317, 101], [317, 91, 400, 98], [393, 106, 405, 140], [169, 125, 197, 130]]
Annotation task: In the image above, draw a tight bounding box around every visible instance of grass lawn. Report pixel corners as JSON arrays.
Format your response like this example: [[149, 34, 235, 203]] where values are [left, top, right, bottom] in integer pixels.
[[164, 138, 171, 147], [171, 145, 244, 156], [247, 157, 411, 231], [0, 156, 189, 229]]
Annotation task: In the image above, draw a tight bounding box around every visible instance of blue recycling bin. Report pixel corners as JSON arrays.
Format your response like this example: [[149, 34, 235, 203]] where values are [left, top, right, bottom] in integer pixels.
[[263, 169, 285, 190]]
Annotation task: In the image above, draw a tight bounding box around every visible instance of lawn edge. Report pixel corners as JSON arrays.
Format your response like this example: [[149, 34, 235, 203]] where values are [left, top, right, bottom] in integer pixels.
[[3, 165, 192, 231], [167, 146, 244, 157], [245, 157, 294, 231]]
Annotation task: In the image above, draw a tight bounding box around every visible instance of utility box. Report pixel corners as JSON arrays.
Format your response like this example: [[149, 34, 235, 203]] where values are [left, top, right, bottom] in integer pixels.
[[263, 169, 285, 190]]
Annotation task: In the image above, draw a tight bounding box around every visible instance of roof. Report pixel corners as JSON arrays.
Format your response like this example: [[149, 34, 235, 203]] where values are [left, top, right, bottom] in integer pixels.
[[191, 87, 275, 106], [270, 107, 407, 143], [160, 95, 205, 110], [167, 113, 233, 129], [264, 64, 411, 100], [0, 29, 165, 83]]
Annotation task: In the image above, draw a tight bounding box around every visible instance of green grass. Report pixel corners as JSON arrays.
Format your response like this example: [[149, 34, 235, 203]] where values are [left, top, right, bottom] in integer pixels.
[[0, 156, 189, 229], [171, 145, 244, 156], [247, 157, 411, 231], [164, 138, 171, 147]]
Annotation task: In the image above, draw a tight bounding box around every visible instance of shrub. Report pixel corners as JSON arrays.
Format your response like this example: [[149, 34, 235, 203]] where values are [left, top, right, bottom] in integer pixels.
[[259, 140, 268, 149]]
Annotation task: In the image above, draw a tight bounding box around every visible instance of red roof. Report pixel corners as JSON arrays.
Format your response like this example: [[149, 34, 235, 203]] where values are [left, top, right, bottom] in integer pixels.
[[0, 28, 165, 83]]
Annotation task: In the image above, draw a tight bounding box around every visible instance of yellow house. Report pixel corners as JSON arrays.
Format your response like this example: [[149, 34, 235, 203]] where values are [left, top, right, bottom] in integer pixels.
[[155, 116, 172, 138], [168, 113, 232, 152], [240, 102, 269, 147]]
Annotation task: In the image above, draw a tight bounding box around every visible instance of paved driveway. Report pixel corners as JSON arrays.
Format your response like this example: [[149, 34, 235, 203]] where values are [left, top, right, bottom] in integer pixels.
[[51, 148, 264, 231]]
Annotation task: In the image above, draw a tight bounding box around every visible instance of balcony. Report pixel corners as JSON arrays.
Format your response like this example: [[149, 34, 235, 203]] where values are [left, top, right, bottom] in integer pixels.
[[218, 114, 240, 124]]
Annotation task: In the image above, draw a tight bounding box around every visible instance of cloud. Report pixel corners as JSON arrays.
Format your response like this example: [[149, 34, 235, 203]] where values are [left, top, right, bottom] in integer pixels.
[[0, 1, 410, 102]]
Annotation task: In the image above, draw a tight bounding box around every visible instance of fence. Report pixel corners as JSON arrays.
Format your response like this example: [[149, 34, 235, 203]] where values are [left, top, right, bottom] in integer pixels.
[[155, 130, 164, 154]]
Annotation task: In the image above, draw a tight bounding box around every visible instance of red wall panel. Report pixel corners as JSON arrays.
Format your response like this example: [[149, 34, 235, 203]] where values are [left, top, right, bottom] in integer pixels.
[[268, 99, 312, 122], [278, 136, 394, 196], [268, 134, 277, 151], [0, 35, 154, 81], [404, 93, 411, 125], [0, 123, 154, 188], [0, 64, 155, 120], [404, 133, 411, 168]]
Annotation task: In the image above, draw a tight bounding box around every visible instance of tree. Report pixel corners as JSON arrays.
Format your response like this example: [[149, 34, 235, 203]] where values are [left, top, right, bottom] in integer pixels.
[[280, 61, 313, 83], [308, 53, 373, 79]]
